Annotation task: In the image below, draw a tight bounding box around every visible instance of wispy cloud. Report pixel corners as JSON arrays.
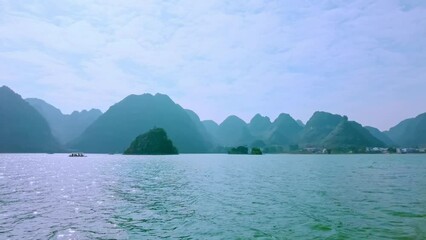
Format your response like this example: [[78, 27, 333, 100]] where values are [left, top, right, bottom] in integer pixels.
[[1, 0, 425, 130]]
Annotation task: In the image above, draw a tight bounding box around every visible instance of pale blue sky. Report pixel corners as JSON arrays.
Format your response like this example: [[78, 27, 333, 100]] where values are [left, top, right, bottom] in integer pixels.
[[1, 0, 425, 130]]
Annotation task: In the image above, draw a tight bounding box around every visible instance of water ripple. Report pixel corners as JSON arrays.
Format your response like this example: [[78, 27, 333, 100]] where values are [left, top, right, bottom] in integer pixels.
[[0, 153, 425, 239]]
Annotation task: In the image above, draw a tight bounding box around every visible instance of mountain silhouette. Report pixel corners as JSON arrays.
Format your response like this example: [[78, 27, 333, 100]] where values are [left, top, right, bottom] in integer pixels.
[[268, 113, 303, 145], [0, 86, 60, 153], [385, 113, 426, 147], [299, 111, 344, 146], [215, 115, 254, 147], [26, 98, 102, 144], [365, 126, 395, 146], [323, 117, 385, 148], [70, 93, 210, 153]]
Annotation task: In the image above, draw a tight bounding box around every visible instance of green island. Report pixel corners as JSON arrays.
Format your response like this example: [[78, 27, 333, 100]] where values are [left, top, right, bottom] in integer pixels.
[[124, 128, 178, 155], [228, 146, 263, 155]]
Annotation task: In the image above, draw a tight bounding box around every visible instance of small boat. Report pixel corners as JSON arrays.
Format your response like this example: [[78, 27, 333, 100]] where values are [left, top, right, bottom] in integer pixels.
[[69, 152, 86, 157]]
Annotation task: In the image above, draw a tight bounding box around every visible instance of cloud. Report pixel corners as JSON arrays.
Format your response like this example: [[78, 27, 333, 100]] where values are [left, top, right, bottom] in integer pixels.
[[0, 0, 425, 130]]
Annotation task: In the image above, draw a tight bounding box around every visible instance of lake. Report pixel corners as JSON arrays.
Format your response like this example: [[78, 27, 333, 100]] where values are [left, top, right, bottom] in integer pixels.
[[0, 154, 425, 239]]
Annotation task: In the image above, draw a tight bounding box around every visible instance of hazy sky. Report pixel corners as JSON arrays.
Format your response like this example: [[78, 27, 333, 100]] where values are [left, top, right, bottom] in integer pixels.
[[1, 0, 425, 130]]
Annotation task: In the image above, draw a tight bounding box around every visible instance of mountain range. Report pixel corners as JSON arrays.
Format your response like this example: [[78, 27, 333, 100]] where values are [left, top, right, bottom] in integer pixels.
[[26, 98, 102, 144], [384, 113, 426, 148], [69, 93, 210, 153], [0, 86, 60, 153], [1, 85, 425, 153]]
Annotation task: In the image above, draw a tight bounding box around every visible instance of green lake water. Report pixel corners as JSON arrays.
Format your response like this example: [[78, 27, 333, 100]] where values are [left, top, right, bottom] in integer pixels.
[[0, 154, 425, 239]]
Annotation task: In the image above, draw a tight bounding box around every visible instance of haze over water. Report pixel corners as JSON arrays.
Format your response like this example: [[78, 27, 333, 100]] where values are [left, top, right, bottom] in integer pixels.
[[1, 154, 425, 239]]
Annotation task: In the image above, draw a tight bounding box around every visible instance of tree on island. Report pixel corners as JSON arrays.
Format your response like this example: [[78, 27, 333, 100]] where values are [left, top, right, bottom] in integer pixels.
[[228, 146, 263, 155], [124, 128, 178, 155], [251, 147, 263, 155], [228, 146, 249, 154]]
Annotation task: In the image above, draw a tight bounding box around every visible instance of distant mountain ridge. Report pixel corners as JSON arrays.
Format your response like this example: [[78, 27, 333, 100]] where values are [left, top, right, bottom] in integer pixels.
[[215, 115, 254, 147], [203, 111, 386, 150], [26, 98, 102, 144], [385, 113, 426, 147], [365, 126, 395, 146], [322, 117, 385, 148], [299, 111, 344, 146], [0, 86, 60, 153], [0, 85, 424, 153], [248, 114, 272, 138], [269, 113, 303, 146], [70, 93, 211, 153]]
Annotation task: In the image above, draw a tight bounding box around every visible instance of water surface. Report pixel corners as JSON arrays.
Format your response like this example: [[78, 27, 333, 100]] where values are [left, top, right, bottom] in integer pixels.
[[0, 154, 425, 239]]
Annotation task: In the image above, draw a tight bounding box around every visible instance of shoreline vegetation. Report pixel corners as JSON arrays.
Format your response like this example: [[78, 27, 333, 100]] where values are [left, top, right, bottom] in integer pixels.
[[225, 145, 425, 155], [1, 85, 426, 154]]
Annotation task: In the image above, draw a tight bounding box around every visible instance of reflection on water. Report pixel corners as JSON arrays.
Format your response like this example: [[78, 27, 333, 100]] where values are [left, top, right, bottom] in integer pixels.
[[0, 154, 425, 239]]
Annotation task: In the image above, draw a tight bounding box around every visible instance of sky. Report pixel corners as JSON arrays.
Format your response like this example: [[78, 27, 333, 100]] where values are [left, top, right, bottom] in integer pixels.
[[1, 0, 425, 130]]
